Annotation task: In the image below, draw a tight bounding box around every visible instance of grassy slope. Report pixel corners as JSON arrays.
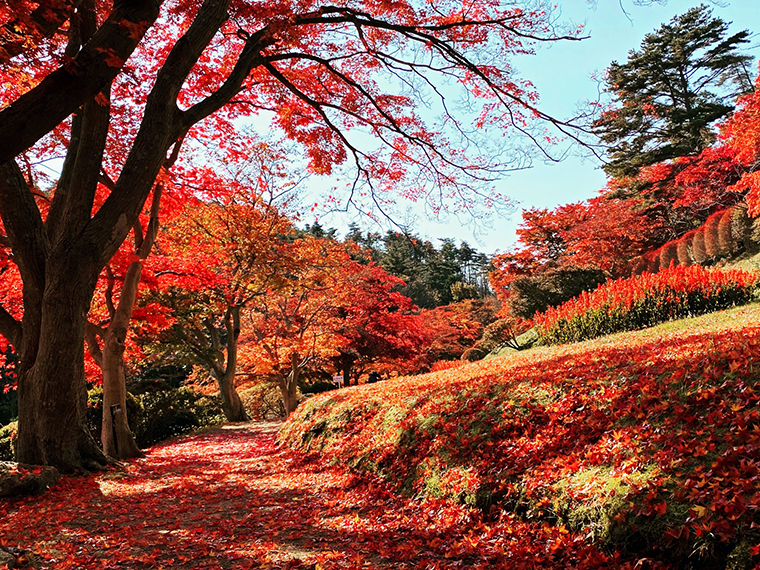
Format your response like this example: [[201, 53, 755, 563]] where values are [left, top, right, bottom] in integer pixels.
[[280, 303, 760, 569]]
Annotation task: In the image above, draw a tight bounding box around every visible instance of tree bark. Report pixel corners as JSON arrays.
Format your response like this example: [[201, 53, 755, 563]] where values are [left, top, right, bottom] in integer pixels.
[[15, 254, 108, 472], [214, 306, 248, 422], [278, 352, 301, 415], [90, 261, 145, 460], [339, 353, 354, 387]]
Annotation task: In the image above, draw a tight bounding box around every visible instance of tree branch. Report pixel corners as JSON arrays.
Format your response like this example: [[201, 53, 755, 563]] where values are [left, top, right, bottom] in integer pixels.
[[0, 160, 47, 294], [0, 0, 162, 163], [86, 0, 232, 268], [0, 304, 21, 348]]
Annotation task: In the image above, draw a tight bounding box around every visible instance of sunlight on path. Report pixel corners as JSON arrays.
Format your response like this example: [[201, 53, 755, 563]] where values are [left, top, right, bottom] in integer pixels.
[[0, 421, 625, 569]]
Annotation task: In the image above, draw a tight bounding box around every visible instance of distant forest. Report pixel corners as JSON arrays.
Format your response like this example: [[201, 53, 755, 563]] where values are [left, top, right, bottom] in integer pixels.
[[302, 222, 493, 309]]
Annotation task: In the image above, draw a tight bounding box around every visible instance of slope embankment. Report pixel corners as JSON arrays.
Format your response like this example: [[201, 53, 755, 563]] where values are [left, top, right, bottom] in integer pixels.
[[280, 304, 760, 569]]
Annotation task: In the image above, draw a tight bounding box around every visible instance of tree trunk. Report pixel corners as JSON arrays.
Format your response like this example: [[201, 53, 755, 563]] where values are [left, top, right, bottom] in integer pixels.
[[217, 371, 248, 422], [278, 352, 301, 415], [97, 260, 144, 460], [100, 333, 142, 459], [15, 259, 108, 472], [340, 354, 354, 387], [211, 306, 249, 422]]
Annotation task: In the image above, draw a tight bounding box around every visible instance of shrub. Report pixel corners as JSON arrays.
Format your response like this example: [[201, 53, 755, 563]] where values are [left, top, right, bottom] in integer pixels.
[[731, 204, 754, 253], [703, 210, 723, 258], [87, 384, 224, 449], [645, 250, 660, 273], [534, 265, 760, 345], [463, 317, 533, 361], [676, 230, 696, 266], [692, 227, 708, 264], [239, 382, 287, 419], [658, 241, 679, 269], [131, 387, 224, 447], [717, 209, 736, 256], [0, 421, 17, 461], [629, 256, 648, 276], [509, 267, 606, 319], [301, 381, 337, 395]]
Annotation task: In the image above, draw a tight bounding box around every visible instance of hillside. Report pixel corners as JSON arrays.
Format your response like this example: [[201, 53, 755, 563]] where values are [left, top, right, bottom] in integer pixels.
[[280, 303, 760, 569]]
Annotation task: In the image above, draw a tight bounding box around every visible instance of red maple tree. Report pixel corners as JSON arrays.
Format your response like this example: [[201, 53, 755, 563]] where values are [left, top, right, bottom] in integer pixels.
[[0, 0, 587, 471]]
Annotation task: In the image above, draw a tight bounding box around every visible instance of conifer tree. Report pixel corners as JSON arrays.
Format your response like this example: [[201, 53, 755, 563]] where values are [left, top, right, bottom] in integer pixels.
[[594, 4, 753, 178]]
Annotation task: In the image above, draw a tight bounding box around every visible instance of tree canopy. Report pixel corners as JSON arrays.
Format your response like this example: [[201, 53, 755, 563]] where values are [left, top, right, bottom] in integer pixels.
[[0, 0, 591, 471]]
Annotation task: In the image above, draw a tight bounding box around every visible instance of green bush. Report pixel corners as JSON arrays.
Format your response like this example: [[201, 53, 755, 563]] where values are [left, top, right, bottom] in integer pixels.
[[0, 421, 17, 461], [509, 267, 607, 319], [131, 387, 224, 447], [86, 386, 143, 443], [87, 383, 225, 449], [239, 382, 287, 419], [301, 380, 337, 395]]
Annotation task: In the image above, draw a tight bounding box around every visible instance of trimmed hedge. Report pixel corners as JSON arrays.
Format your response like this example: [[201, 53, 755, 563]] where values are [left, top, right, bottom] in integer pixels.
[[676, 230, 696, 266]]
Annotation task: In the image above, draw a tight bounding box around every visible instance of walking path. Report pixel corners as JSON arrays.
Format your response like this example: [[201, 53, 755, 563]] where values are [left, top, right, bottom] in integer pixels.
[[0, 421, 623, 570], [0, 422, 467, 569]]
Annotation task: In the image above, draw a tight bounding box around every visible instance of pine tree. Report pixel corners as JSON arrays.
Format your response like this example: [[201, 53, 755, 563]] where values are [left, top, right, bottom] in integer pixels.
[[594, 4, 753, 178]]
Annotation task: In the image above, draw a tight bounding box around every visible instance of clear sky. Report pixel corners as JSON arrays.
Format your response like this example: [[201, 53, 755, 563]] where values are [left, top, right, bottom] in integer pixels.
[[307, 0, 760, 256]]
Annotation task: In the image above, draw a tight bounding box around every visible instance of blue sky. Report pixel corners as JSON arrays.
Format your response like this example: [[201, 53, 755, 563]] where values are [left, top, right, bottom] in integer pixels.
[[311, 0, 760, 256]]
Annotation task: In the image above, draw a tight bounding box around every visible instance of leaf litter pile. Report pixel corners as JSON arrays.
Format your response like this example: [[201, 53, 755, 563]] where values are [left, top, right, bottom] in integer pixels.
[[1, 420, 632, 570]]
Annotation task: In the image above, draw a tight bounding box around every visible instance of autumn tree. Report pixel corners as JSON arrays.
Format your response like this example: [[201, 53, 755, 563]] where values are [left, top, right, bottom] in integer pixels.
[[414, 298, 498, 366], [593, 4, 753, 179], [151, 175, 295, 422], [328, 264, 425, 385], [240, 237, 378, 413], [0, 0, 588, 471], [723, 70, 760, 215]]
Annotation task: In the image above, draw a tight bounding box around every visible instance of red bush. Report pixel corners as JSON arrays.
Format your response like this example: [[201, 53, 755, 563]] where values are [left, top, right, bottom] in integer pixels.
[[717, 208, 736, 255], [703, 210, 724, 258], [630, 256, 648, 276], [659, 240, 679, 269], [645, 250, 661, 273]]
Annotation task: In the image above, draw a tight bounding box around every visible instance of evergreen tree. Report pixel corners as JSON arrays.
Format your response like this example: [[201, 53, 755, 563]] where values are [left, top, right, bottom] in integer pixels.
[[594, 4, 753, 178]]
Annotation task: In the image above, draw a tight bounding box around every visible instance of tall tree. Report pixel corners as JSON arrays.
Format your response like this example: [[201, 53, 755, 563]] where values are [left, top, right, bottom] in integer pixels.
[[241, 237, 371, 414], [329, 263, 424, 385], [0, 0, 586, 471], [593, 4, 753, 179]]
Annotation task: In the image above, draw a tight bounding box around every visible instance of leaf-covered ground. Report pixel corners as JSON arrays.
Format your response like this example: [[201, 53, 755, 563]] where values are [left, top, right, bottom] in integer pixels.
[[3, 306, 760, 569], [0, 421, 619, 570], [281, 304, 760, 569]]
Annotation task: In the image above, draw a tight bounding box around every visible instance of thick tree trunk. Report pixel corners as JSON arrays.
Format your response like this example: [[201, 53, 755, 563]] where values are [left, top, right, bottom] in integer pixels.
[[15, 263, 108, 472]]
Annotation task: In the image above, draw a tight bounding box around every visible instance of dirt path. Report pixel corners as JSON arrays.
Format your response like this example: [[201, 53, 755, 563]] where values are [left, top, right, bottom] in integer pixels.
[[1, 421, 631, 570], [0, 422, 476, 569]]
